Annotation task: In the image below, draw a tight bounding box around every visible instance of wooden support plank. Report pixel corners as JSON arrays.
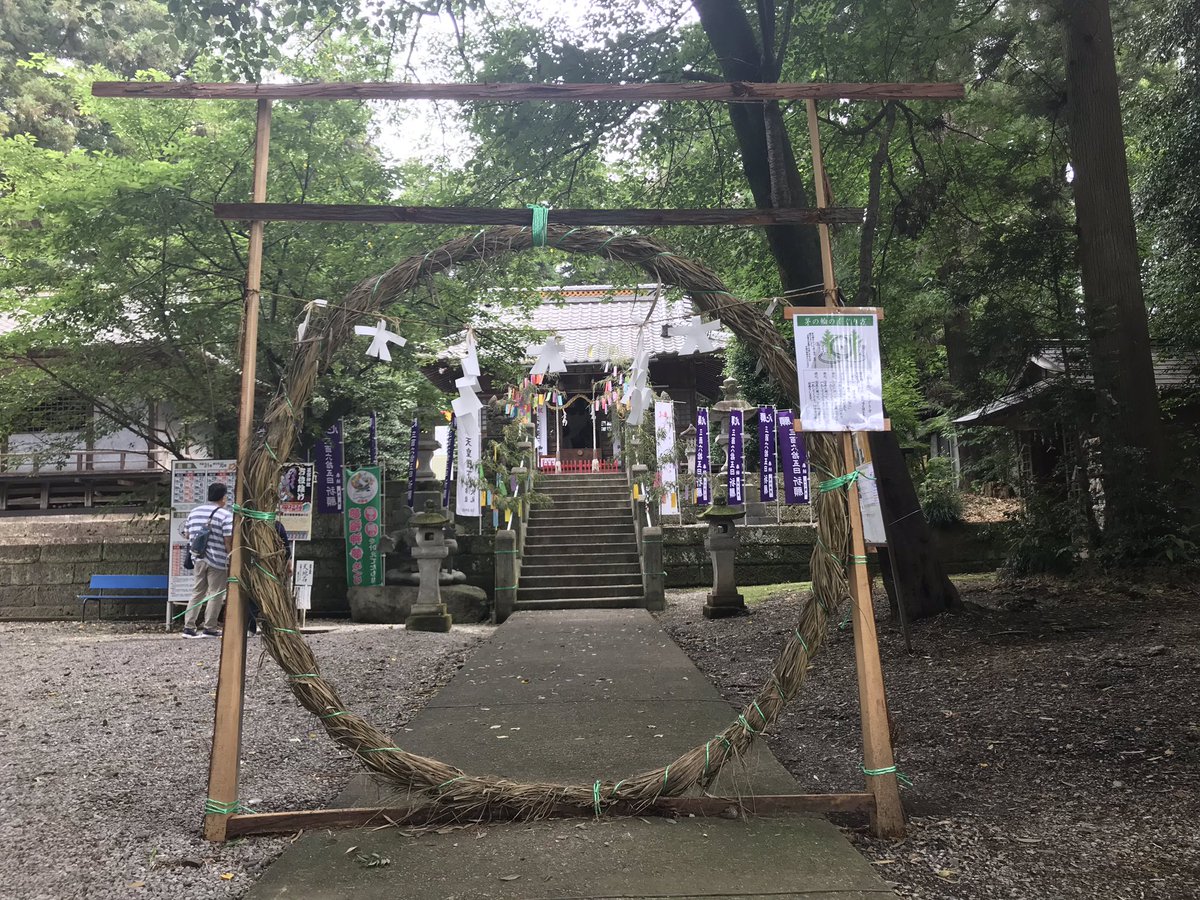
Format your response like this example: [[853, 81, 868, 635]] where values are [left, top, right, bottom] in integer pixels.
[[223, 793, 877, 837], [203, 97, 272, 843], [784, 305, 884, 320], [804, 97, 906, 840], [211, 203, 865, 227], [92, 80, 965, 103]]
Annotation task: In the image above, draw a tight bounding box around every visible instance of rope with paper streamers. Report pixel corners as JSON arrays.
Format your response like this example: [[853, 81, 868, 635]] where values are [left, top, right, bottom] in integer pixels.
[[235, 225, 857, 821]]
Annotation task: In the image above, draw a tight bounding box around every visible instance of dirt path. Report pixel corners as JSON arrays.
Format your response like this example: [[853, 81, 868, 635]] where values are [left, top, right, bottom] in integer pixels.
[[658, 577, 1200, 900], [0, 621, 488, 900]]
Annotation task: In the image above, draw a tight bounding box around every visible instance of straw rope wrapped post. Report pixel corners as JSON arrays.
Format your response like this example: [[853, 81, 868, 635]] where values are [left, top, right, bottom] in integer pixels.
[[233, 226, 856, 819]]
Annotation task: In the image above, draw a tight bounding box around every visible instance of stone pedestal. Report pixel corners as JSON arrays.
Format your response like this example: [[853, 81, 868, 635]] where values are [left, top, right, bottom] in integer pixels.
[[699, 501, 746, 619], [406, 502, 452, 632]]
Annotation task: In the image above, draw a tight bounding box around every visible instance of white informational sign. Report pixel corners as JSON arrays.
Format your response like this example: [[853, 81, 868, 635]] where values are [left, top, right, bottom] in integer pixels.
[[293, 560, 314, 611], [793, 313, 885, 432], [655, 400, 679, 515], [168, 513, 194, 603], [856, 462, 887, 545], [456, 413, 482, 517], [277, 462, 315, 541], [168, 459, 236, 605], [170, 458, 237, 510]]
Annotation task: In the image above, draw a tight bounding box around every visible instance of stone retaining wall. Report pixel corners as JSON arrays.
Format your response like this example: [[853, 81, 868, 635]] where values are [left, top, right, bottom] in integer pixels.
[[662, 522, 1004, 588], [0, 487, 497, 621]]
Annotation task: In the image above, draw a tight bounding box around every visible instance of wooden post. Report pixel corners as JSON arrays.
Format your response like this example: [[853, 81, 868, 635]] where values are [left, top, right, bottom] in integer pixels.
[[805, 98, 905, 838], [204, 98, 272, 842]]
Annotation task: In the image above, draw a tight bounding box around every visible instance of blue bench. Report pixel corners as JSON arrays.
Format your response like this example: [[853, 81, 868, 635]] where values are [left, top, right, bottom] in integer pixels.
[[78, 574, 170, 624]]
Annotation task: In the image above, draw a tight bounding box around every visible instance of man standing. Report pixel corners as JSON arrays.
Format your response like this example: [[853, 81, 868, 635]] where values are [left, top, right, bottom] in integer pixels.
[[180, 482, 234, 639]]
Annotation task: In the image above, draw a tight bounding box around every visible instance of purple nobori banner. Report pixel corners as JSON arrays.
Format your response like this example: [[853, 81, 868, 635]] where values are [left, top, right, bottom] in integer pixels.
[[315, 421, 344, 514], [695, 407, 711, 505], [368, 411, 378, 465], [728, 409, 745, 505], [776, 409, 810, 504], [406, 416, 419, 509], [759, 406, 777, 502], [441, 415, 457, 508]]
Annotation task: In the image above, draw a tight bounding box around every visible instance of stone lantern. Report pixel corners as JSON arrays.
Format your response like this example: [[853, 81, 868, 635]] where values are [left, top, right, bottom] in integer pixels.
[[680, 423, 697, 479], [405, 500, 453, 632], [697, 496, 746, 618]]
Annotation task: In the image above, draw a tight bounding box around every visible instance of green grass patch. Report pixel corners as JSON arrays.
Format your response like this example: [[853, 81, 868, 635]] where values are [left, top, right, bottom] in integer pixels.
[[740, 581, 812, 606]]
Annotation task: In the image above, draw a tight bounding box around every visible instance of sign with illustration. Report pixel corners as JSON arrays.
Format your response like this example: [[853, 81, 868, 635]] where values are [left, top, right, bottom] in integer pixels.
[[277, 463, 315, 541], [343, 466, 384, 587], [792, 313, 885, 431]]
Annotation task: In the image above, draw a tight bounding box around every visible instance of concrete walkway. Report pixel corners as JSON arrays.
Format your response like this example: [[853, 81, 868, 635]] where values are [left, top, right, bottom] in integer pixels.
[[248, 610, 895, 899]]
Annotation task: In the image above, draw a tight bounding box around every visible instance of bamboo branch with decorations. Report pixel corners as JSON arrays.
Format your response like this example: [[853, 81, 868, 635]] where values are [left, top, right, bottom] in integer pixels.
[[233, 225, 858, 822]]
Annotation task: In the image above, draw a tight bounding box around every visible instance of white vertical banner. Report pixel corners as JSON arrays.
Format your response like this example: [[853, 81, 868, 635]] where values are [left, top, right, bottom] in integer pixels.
[[655, 400, 679, 515], [456, 413, 482, 517], [536, 405, 549, 457], [293, 560, 314, 611], [856, 462, 887, 545]]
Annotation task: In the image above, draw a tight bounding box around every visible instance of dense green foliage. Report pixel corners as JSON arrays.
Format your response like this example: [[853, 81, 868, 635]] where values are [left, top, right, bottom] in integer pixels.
[[2, 1, 1197, 565]]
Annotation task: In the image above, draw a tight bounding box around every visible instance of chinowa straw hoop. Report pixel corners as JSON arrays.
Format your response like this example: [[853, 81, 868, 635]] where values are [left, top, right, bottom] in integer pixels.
[[239, 226, 853, 819]]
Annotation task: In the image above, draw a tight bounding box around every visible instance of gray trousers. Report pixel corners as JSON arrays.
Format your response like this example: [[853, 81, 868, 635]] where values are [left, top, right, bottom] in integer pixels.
[[185, 559, 227, 630]]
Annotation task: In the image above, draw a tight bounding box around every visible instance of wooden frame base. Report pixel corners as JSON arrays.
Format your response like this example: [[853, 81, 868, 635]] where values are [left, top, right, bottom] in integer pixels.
[[223, 793, 876, 838]]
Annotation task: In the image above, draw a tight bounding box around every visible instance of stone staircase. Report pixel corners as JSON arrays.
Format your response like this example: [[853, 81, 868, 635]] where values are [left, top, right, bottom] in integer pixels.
[[515, 472, 645, 610]]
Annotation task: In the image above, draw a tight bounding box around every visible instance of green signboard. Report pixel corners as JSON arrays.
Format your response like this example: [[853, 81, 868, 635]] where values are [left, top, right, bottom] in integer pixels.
[[343, 466, 384, 587]]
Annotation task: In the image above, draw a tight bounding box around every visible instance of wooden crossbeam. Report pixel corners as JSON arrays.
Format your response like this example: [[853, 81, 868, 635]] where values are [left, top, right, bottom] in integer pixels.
[[212, 203, 865, 226], [223, 793, 877, 837], [93, 80, 963, 103]]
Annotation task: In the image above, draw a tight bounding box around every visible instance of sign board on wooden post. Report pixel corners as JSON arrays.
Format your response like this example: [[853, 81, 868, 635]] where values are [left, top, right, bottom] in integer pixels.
[[856, 462, 887, 545], [293, 559, 314, 611], [277, 462, 315, 541], [792, 313, 885, 432]]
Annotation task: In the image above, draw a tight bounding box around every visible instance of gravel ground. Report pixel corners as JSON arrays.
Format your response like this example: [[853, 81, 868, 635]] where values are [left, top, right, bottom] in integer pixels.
[[0, 620, 489, 900], [658, 578, 1200, 900]]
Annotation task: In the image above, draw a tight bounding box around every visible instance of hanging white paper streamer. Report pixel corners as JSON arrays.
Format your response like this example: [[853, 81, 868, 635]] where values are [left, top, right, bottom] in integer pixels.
[[674, 315, 719, 354], [451, 374, 483, 420], [528, 335, 567, 375], [354, 319, 407, 362]]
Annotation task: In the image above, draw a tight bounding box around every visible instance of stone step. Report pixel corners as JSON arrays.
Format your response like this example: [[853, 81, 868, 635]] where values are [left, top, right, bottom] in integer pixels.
[[520, 552, 641, 569], [522, 554, 639, 569], [524, 525, 635, 541], [526, 513, 632, 526], [537, 475, 626, 484], [513, 596, 642, 611], [543, 497, 631, 508], [517, 581, 645, 601], [520, 570, 643, 589], [539, 493, 628, 505]]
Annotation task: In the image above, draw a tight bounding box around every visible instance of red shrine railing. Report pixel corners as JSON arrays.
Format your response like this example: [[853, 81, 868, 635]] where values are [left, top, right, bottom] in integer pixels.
[[538, 456, 622, 474]]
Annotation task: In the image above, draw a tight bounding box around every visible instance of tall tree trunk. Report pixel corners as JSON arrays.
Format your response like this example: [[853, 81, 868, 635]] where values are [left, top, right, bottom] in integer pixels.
[[693, 0, 961, 617], [1060, 0, 1168, 524]]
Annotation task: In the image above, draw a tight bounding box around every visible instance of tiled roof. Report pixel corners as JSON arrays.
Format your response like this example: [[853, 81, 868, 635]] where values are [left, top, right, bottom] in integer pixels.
[[454, 285, 729, 366]]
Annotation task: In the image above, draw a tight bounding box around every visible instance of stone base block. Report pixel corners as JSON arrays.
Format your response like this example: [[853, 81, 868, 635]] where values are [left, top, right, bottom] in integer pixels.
[[405, 608, 452, 632], [702, 593, 746, 619], [348, 584, 490, 625], [348, 585, 417, 624]]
